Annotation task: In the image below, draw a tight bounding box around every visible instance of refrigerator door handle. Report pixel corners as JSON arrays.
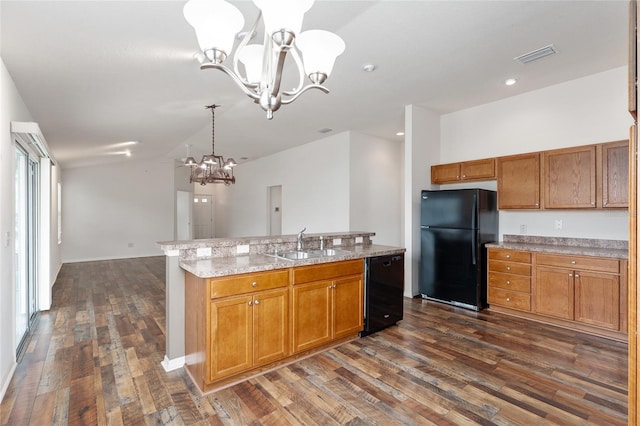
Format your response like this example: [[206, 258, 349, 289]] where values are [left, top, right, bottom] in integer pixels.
[[471, 232, 477, 265]]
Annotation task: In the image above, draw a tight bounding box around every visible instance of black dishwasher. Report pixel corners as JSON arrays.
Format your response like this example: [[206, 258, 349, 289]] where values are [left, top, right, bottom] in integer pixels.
[[361, 253, 404, 336]]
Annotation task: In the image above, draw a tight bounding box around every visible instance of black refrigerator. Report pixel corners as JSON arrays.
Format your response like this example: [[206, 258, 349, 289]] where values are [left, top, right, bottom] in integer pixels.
[[419, 189, 498, 311]]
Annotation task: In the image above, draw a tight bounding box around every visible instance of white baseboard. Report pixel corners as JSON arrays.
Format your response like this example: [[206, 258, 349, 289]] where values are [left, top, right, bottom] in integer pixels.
[[161, 355, 185, 372], [0, 362, 17, 403]]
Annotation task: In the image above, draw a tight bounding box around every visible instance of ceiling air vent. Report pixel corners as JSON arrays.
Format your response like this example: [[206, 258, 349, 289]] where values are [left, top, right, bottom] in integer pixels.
[[514, 44, 557, 64]]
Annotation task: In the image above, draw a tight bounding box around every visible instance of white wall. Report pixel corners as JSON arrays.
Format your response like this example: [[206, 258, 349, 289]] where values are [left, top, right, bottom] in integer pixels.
[[215, 132, 351, 238], [404, 105, 441, 297], [440, 67, 632, 241], [349, 132, 402, 246], [61, 158, 175, 262], [0, 57, 62, 401]]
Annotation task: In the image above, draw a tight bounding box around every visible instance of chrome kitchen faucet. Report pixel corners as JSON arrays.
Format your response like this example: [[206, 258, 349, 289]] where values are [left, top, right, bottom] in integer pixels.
[[297, 227, 306, 250]]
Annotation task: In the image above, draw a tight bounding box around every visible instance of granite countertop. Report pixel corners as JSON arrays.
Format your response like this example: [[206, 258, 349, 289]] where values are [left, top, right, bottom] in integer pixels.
[[486, 235, 628, 260], [180, 244, 406, 278]]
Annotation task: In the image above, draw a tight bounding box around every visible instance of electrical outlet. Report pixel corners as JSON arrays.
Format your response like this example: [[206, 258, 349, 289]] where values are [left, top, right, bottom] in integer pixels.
[[554, 220, 563, 230], [236, 244, 250, 254], [196, 247, 212, 257], [519, 224, 527, 234]]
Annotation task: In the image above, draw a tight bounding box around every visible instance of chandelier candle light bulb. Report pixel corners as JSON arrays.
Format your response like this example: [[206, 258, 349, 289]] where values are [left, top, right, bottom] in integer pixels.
[[183, 0, 345, 119]]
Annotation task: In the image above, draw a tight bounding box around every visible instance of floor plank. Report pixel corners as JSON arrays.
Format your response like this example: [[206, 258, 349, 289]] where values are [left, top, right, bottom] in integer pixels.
[[0, 256, 628, 425]]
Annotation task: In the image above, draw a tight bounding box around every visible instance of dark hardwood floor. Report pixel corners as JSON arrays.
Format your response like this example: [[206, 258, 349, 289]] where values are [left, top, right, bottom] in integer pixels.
[[0, 257, 628, 425]]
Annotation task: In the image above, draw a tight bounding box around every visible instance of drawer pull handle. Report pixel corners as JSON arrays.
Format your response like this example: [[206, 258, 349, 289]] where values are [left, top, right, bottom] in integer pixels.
[[506, 280, 511, 285], [252, 281, 257, 287], [571, 260, 576, 265], [506, 297, 511, 302]]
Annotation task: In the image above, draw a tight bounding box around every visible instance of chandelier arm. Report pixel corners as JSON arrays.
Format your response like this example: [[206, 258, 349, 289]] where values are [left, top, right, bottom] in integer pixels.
[[269, 46, 290, 99], [232, 11, 262, 87], [282, 47, 306, 96], [281, 84, 330, 105], [200, 63, 260, 99]]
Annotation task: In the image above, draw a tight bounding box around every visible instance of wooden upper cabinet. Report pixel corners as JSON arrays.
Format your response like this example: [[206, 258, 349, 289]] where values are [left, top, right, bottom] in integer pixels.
[[544, 145, 597, 209], [601, 140, 630, 208], [431, 163, 460, 184], [497, 153, 540, 209], [431, 158, 496, 184], [461, 158, 496, 180]]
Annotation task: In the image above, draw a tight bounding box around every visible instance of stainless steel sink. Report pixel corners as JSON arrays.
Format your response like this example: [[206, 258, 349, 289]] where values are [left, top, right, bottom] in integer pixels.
[[266, 248, 350, 261]]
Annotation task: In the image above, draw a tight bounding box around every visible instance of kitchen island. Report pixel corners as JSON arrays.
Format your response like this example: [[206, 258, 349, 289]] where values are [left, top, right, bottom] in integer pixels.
[[157, 232, 405, 391]]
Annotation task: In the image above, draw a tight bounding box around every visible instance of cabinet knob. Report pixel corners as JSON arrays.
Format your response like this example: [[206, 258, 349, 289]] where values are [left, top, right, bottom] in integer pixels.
[[575, 274, 580, 279], [248, 301, 253, 306], [252, 281, 257, 287], [604, 201, 608, 206], [506, 297, 511, 302], [506, 255, 511, 259], [569, 273, 573, 277], [254, 299, 260, 305], [506, 266, 511, 271], [591, 202, 595, 206], [462, 174, 466, 178], [570, 260, 576, 265], [506, 280, 511, 285], [535, 203, 539, 207]]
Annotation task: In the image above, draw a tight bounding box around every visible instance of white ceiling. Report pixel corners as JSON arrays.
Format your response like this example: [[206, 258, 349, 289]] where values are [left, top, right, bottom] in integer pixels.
[[0, 1, 629, 169]]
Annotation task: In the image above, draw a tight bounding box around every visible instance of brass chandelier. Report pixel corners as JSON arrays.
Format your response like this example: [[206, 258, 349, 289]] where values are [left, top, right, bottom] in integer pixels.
[[183, 0, 346, 120], [185, 105, 236, 185]]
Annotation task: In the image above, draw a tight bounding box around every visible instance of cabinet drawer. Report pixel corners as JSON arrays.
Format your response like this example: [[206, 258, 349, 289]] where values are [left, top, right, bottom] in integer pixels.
[[488, 272, 531, 293], [209, 270, 289, 299], [488, 249, 531, 263], [535, 253, 619, 273], [488, 288, 531, 311], [488, 260, 531, 276], [293, 259, 363, 285]]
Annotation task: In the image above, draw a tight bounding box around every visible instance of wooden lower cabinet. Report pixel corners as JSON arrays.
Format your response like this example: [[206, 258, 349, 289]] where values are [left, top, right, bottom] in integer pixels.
[[488, 249, 626, 340], [209, 289, 289, 381], [186, 259, 364, 392], [292, 262, 364, 353]]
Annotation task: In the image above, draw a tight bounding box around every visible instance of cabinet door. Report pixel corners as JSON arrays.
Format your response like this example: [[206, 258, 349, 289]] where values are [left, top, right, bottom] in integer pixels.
[[534, 267, 574, 320], [253, 288, 289, 366], [431, 163, 460, 184], [497, 153, 541, 209], [209, 295, 253, 380], [333, 275, 364, 339], [544, 146, 596, 208], [292, 281, 332, 353], [461, 158, 496, 181], [601, 141, 629, 208], [574, 271, 620, 331]]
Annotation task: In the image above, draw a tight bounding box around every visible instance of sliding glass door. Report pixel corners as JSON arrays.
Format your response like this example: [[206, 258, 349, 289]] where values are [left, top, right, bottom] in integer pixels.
[[15, 143, 39, 357]]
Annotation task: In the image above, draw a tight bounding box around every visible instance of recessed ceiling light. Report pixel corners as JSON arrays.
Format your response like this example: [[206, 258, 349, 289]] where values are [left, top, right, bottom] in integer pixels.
[[240, 157, 249, 160], [505, 78, 517, 86], [318, 128, 333, 134], [396, 132, 405, 136], [362, 63, 376, 72]]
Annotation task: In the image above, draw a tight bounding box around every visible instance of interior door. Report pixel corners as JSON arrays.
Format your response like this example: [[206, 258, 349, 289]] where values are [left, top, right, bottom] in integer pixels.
[[193, 194, 213, 239]]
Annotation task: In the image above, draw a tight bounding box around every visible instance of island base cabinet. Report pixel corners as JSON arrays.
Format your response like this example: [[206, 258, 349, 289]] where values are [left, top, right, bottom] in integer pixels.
[[333, 275, 364, 340], [291, 274, 364, 353], [209, 295, 253, 380], [209, 288, 289, 381], [291, 281, 332, 353]]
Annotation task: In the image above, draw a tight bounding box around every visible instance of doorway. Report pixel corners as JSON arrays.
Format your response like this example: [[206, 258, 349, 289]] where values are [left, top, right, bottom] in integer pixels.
[[193, 194, 214, 238], [14, 143, 39, 359], [268, 185, 282, 236]]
